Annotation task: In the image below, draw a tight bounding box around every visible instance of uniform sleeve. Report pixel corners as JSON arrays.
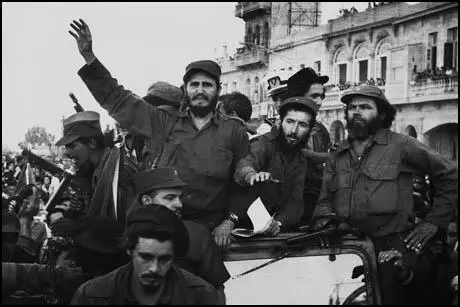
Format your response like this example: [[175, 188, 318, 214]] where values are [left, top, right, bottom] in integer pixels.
[[77, 58, 168, 138], [233, 137, 268, 186], [312, 154, 336, 218], [402, 136, 458, 230], [70, 283, 89, 305]]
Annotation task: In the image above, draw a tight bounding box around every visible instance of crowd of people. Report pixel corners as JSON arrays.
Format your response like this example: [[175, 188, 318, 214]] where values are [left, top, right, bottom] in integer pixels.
[[324, 78, 386, 92], [2, 18, 458, 305]]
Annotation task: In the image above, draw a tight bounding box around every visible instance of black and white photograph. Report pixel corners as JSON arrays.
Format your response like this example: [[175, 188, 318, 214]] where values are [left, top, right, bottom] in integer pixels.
[[2, 2, 458, 305]]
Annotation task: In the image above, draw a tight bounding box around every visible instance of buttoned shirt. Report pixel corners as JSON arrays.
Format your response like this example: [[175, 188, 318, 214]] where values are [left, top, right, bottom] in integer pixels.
[[78, 59, 249, 229], [313, 128, 457, 237]]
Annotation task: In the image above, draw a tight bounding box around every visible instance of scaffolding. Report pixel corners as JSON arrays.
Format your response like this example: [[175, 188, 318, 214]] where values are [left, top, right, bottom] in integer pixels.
[[288, 2, 321, 34]]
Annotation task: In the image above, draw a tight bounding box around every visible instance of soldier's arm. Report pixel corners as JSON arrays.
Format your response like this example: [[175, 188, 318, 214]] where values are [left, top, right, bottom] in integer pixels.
[[402, 136, 458, 230], [233, 137, 268, 187], [78, 59, 168, 137]]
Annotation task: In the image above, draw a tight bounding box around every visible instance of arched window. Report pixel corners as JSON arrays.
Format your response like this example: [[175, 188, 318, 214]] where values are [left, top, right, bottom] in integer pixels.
[[353, 43, 370, 83], [263, 22, 269, 48], [375, 39, 391, 84], [334, 47, 348, 85], [403, 125, 417, 139], [253, 76, 260, 103], [255, 25, 261, 46], [246, 27, 253, 45], [245, 78, 251, 97]]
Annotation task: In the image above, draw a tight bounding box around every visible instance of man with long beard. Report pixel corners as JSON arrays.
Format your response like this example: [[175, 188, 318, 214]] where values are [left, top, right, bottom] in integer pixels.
[[221, 97, 317, 245], [312, 85, 457, 304], [68, 19, 249, 249]]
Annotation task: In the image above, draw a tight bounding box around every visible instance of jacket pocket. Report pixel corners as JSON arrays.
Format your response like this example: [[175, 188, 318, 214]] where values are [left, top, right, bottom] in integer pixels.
[[362, 163, 400, 213]]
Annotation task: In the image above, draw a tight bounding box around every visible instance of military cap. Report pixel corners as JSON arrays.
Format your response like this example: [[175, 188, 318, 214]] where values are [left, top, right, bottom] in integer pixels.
[[127, 205, 189, 257], [183, 60, 221, 83], [2, 211, 20, 233], [279, 96, 318, 117], [134, 168, 187, 196], [287, 67, 329, 97], [340, 85, 390, 106], [55, 111, 103, 146], [143, 81, 183, 109]]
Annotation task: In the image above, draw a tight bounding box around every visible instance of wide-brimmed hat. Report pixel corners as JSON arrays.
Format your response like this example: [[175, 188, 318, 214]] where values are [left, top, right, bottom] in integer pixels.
[[340, 85, 390, 105], [287, 67, 329, 97], [134, 168, 187, 196], [55, 111, 103, 146], [183, 60, 221, 83]]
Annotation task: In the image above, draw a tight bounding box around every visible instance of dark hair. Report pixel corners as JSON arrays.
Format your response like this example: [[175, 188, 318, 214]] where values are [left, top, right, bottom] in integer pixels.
[[123, 224, 174, 253], [344, 97, 396, 129], [76, 136, 106, 150], [279, 104, 317, 129], [218, 92, 253, 122]]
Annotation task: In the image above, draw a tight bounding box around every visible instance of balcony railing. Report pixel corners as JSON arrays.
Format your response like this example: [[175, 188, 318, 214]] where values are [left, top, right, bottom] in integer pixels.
[[235, 49, 268, 68], [408, 76, 458, 98], [235, 2, 271, 18]]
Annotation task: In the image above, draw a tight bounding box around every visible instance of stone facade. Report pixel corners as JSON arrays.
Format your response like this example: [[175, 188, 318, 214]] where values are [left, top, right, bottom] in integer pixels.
[[217, 2, 458, 160]]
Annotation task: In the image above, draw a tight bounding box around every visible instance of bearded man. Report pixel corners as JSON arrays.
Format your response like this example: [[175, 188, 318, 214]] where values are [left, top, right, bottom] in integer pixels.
[[312, 85, 457, 304], [69, 19, 249, 249], [217, 97, 318, 248]]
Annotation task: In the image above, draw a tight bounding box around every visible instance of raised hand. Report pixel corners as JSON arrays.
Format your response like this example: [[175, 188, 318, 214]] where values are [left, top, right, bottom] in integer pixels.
[[68, 18, 96, 64]]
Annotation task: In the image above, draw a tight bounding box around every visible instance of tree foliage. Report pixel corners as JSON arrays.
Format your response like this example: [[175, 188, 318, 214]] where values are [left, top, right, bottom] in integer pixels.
[[24, 126, 55, 147]]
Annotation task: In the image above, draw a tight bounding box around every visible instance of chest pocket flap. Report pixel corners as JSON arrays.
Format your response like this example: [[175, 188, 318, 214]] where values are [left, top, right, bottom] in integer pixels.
[[363, 163, 399, 180]]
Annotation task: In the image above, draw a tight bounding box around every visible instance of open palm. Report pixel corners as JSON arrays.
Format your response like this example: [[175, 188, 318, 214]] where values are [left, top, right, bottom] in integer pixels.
[[69, 18, 95, 63]]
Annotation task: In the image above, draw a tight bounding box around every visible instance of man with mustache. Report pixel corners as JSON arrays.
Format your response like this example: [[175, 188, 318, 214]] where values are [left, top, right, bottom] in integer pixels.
[[312, 85, 457, 304], [69, 19, 249, 249], [221, 97, 317, 245], [70, 205, 221, 305]]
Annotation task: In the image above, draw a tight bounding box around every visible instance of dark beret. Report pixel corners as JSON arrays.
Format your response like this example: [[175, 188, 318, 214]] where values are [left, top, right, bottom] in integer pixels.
[[127, 205, 189, 257]]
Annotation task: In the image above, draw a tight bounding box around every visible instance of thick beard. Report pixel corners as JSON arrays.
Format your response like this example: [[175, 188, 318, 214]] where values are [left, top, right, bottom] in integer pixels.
[[346, 115, 383, 141], [185, 95, 218, 118], [278, 127, 309, 152]]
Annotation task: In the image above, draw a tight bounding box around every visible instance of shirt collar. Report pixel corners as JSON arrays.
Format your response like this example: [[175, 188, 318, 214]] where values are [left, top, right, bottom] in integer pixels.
[[336, 128, 390, 155], [178, 108, 220, 126]]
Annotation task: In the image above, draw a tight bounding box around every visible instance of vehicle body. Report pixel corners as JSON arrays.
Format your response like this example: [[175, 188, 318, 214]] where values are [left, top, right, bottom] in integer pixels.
[[223, 231, 382, 305]]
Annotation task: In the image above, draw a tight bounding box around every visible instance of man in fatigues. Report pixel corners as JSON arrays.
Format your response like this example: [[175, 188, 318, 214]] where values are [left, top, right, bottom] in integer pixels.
[[70, 205, 222, 305], [313, 85, 458, 304], [55, 111, 136, 226], [68, 19, 249, 250]]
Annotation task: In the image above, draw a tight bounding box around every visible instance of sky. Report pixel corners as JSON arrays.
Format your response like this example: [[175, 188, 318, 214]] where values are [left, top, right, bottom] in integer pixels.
[[2, 2, 385, 151]]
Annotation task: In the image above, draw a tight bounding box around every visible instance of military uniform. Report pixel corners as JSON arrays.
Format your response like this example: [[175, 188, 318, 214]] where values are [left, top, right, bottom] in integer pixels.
[[78, 59, 249, 230]]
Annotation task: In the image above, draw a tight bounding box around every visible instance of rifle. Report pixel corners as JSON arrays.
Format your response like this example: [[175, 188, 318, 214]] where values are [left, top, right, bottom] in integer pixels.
[[69, 92, 84, 112], [21, 150, 81, 212]]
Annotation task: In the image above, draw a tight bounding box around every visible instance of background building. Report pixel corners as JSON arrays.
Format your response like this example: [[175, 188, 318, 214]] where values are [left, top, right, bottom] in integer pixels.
[[216, 2, 458, 162]]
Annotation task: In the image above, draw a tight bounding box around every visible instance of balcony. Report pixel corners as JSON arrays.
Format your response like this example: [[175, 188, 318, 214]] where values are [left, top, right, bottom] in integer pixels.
[[408, 76, 458, 103], [235, 49, 268, 68], [235, 2, 271, 19], [321, 85, 387, 111]]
